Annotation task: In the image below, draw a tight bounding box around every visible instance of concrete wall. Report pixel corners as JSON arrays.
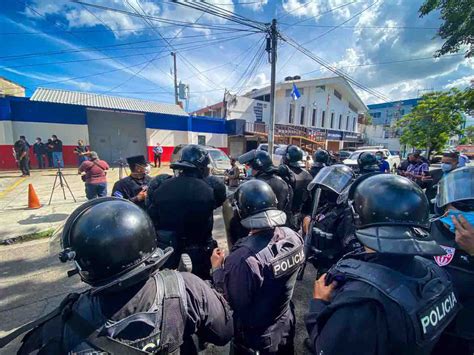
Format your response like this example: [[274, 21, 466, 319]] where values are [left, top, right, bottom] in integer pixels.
[[226, 96, 270, 125]]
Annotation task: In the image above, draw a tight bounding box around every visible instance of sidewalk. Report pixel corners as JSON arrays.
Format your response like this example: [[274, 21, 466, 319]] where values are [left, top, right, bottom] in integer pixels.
[[0, 165, 172, 241]]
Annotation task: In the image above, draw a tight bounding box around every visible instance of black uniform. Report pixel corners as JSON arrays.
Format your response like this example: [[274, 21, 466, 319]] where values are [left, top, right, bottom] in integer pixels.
[[147, 174, 226, 279], [112, 175, 152, 209], [306, 253, 458, 355], [309, 163, 325, 178], [431, 221, 474, 354], [255, 170, 293, 221], [286, 165, 313, 230], [14, 139, 30, 176], [213, 227, 303, 354], [18, 271, 233, 354]]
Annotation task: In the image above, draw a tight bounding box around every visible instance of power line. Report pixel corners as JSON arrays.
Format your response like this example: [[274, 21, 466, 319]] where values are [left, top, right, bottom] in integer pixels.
[[70, 1, 260, 32], [0, 33, 257, 70], [277, 0, 314, 21], [279, 23, 439, 30], [282, 0, 359, 29], [279, 0, 379, 72], [282, 34, 391, 102]]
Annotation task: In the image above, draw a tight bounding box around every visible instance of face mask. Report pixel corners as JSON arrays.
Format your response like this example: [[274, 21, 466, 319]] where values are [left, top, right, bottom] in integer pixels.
[[440, 209, 474, 233], [441, 163, 453, 173], [246, 168, 253, 177]]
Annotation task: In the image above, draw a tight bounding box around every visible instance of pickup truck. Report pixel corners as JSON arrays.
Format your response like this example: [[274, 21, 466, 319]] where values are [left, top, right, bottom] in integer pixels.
[[343, 148, 401, 172]]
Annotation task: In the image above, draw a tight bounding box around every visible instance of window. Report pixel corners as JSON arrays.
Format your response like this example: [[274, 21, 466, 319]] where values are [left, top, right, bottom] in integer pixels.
[[372, 112, 381, 118], [330, 112, 335, 128], [321, 111, 326, 127], [315, 85, 326, 91], [334, 89, 342, 100], [352, 117, 356, 131], [289, 103, 295, 124], [338, 114, 342, 129], [198, 135, 206, 145], [312, 109, 317, 126], [300, 106, 305, 125], [346, 115, 349, 130], [349, 102, 358, 113], [400, 109, 405, 116]]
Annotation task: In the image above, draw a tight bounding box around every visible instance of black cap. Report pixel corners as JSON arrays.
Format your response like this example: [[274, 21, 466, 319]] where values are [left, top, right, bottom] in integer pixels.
[[127, 155, 147, 169]]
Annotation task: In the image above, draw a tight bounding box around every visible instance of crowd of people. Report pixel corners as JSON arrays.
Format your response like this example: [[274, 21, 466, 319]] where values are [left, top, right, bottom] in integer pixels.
[[13, 135, 90, 176], [2, 143, 473, 355]]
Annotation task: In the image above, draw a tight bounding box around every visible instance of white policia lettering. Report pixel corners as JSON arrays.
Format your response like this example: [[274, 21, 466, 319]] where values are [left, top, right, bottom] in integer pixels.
[[420, 292, 457, 334], [273, 249, 304, 275]]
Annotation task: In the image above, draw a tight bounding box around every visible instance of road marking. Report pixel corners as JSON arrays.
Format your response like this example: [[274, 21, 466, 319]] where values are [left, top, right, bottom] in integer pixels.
[[0, 177, 26, 199]]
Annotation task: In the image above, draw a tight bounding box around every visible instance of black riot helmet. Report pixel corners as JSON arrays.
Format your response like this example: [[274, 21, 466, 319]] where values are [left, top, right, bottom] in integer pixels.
[[57, 198, 164, 286], [283, 145, 303, 167], [238, 149, 273, 172], [313, 149, 330, 164], [233, 179, 286, 229], [357, 151, 378, 172], [348, 174, 445, 256], [170, 144, 210, 175]]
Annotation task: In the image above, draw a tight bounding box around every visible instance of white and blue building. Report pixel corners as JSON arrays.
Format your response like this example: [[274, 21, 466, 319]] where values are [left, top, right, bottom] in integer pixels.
[[0, 87, 228, 170]]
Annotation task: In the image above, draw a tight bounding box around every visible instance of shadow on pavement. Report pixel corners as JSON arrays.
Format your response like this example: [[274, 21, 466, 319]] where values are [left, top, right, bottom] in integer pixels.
[[18, 213, 69, 225]]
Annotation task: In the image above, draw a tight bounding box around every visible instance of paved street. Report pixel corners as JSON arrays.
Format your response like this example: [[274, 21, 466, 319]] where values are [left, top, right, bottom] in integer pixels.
[[0, 165, 172, 241], [0, 168, 316, 354]]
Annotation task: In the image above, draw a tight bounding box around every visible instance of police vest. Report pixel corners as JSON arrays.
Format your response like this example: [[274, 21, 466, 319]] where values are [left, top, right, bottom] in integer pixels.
[[329, 257, 460, 351], [234, 227, 304, 331], [61, 270, 188, 354]]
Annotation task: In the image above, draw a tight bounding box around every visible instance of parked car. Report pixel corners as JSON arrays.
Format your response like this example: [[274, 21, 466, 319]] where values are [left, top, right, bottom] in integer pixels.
[[170, 144, 232, 179], [343, 148, 401, 172], [338, 150, 352, 161], [256, 143, 313, 167]]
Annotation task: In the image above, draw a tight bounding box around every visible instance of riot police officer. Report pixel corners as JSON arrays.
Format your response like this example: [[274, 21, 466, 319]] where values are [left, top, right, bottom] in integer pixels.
[[310, 149, 330, 177], [281, 144, 313, 231], [147, 144, 226, 280], [211, 180, 303, 354], [305, 174, 458, 354], [238, 149, 293, 219], [357, 151, 380, 175], [2, 198, 233, 354], [112, 155, 151, 209], [431, 166, 474, 354], [300, 164, 361, 278]]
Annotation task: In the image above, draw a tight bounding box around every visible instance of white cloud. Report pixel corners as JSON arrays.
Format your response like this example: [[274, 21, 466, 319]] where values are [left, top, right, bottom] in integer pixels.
[[444, 75, 474, 90], [242, 0, 269, 12]]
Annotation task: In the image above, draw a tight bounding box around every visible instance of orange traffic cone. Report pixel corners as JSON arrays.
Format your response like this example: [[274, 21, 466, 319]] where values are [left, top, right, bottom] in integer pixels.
[[28, 184, 41, 209]]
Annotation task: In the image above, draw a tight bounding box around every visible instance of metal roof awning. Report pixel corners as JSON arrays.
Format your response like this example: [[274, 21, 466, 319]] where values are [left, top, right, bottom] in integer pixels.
[[30, 88, 188, 116]]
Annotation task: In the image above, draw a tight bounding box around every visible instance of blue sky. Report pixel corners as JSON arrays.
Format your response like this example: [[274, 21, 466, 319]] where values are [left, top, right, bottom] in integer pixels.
[[0, 0, 472, 111]]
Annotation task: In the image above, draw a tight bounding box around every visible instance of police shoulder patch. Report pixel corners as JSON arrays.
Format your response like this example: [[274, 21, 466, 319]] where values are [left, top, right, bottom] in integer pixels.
[[433, 245, 455, 267], [270, 245, 304, 278]]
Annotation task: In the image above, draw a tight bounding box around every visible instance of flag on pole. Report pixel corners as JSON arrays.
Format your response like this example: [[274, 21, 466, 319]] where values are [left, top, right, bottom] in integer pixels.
[[291, 83, 301, 101]]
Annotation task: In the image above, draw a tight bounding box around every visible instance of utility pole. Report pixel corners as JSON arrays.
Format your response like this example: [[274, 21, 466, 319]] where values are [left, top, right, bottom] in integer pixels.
[[171, 52, 178, 105], [267, 19, 278, 158]]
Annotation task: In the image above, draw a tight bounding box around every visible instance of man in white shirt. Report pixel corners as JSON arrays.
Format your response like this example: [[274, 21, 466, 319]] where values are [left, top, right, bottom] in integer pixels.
[[153, 142, 164, 168]]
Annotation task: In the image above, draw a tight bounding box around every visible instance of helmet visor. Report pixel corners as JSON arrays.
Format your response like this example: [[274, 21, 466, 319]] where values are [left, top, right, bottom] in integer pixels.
[[238, 150, 257, 165], [436, 167, 474, 207], [308, 164, 354, 194]]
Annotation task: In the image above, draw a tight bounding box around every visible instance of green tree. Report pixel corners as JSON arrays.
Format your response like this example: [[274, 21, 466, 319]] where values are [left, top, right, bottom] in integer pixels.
[[463, 125, 474, 144], [396, 89, 465, 158], [419, 0, 474, 58]]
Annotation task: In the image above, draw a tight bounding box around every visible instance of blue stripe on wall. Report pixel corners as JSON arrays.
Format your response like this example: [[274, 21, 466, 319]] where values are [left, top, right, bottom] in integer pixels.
[[367, 98, 420, 110], [10, 100, 88, 124], [2, 98, 228, 134], [145, 112, 190, 131], [190, 116, 227, 134]]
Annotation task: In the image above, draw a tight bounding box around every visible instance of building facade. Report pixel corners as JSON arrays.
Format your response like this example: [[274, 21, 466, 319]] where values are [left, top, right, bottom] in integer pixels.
[[194, 76, 367, 151], [0, 77, 25, 97], [0, 88, 227, 170]]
